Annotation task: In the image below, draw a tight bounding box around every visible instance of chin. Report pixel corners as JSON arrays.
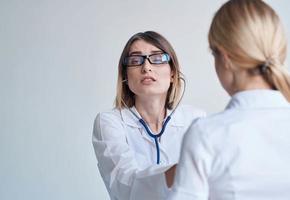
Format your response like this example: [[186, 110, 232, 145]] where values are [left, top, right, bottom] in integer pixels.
[[138, 89, 168, 97]]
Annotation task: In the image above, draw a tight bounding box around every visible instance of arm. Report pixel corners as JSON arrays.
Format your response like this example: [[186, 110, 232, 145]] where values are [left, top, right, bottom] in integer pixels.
[[92, 112, 173, 200], [167, 122, 212, 200], [165, 164, 177, 188]]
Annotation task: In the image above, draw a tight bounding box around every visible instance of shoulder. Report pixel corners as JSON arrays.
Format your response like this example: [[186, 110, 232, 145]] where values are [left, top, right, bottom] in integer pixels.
[[93, 108, 127, 140], [95, 108, 121, 122], [94, 109, 123, 133], [193, 108, 249, 136], [181, 111, 230, 159], [96, 108, 122, 121], [184, 109, 239, 150]]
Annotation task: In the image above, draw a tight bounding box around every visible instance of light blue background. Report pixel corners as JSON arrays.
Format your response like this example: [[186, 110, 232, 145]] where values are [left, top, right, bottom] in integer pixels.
[[1, 0, 289, 199]]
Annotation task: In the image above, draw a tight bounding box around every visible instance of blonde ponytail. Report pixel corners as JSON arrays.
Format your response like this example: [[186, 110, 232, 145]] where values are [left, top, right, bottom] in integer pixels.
[[265, 60, 290, 101]]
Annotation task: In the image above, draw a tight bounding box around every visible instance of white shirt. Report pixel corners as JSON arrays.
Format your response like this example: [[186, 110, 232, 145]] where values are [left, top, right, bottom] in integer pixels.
[[168, 90, 290, 200], [92, 105, 205, 200]]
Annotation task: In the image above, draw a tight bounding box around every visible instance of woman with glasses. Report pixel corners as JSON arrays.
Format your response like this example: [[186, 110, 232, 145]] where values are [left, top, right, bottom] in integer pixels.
[[168, 0, 290, 199], [92, 31, 205, 200]]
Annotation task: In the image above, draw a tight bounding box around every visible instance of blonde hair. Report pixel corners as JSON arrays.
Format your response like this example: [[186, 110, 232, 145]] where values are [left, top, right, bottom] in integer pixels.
[[115, 31, 183, 109], [208, 0, 290, 101]]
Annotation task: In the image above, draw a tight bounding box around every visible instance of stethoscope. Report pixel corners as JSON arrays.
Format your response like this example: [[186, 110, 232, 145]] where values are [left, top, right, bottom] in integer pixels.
[[122, 77, 186, 164]]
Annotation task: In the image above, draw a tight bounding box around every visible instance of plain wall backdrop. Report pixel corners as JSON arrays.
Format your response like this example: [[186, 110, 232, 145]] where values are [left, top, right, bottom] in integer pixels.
[[1, 0, 289, 199]]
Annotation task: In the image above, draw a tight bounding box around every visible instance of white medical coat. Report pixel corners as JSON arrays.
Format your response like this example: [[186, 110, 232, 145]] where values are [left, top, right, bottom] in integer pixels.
[[93, 105, 205, 200], [168, 90, 290, 200]]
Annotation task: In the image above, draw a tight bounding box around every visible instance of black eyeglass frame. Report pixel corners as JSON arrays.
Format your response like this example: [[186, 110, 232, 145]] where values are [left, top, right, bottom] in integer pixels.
[[123, 53, 171, 67]]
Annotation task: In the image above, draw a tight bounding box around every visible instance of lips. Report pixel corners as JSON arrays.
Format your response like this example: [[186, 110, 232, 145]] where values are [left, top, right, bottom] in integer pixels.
[[141, 76, 156, 84]]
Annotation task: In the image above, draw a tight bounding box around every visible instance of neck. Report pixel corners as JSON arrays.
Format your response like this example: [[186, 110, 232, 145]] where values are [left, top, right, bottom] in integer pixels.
[[231, 70, 274, 95], [135, 96, 167, 133]]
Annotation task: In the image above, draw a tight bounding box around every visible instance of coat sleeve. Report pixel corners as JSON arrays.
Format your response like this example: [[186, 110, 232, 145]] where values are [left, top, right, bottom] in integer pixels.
[[167, 121, 213, 200], [92, 112, 173, 200]]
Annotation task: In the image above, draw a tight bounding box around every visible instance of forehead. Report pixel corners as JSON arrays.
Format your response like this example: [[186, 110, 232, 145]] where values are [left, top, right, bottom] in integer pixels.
[[129, 39, 161, 54]]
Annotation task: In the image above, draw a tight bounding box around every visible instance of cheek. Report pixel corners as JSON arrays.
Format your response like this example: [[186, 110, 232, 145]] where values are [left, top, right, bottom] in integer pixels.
[[159, 73, 172, 91], [162, 70, 173, 92], [214, 59, 222, 81], [126, 69, 139, 93], [215, 59, 228, 87], [126, 68, 139, 82], [215, 66, 223, 83], [160, 67, 172, 81], [216, 65, 233, 93]]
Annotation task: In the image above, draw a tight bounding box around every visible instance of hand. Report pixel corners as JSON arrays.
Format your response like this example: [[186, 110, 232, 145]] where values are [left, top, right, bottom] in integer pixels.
[[165, 164, 177, 188]]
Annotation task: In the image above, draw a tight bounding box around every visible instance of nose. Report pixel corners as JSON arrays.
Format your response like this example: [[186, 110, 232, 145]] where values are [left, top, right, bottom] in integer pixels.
[[141, 58, 152, 73]]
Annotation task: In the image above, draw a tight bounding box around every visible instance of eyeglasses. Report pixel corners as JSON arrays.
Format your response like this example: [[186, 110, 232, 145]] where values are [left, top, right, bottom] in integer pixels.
[[123, 53, 170, 67]]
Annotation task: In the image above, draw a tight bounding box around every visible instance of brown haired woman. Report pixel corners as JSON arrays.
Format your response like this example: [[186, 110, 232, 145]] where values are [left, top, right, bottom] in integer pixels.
[[92, 31, 205, 200]]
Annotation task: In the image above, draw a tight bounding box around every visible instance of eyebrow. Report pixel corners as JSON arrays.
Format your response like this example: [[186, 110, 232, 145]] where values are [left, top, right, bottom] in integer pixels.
[[129, 50, 164, 56]]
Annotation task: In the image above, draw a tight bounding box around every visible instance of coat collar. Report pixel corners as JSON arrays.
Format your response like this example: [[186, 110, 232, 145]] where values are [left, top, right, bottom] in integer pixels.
[[225, 89, 290, 110], [120, 106, 184, 128]]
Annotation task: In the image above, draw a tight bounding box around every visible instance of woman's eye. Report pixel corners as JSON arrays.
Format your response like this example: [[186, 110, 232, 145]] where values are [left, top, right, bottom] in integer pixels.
[[129, 57, 141, 64], [151, 55, 162, 62]]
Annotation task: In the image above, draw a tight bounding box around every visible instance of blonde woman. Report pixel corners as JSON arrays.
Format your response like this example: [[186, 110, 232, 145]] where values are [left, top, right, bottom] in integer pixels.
[[92, 31, 205, 200], [168, 0, 290, 199]]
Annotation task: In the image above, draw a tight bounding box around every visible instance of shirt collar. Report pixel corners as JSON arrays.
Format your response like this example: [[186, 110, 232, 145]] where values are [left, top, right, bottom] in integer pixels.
[[225, 89, 290, 110], [120, 106, 184, 128]]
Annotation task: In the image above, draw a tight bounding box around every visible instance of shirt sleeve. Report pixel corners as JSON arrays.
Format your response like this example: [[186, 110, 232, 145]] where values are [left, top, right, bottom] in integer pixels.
[[92, 112, 173, 200], [167, 121, 213, 200]]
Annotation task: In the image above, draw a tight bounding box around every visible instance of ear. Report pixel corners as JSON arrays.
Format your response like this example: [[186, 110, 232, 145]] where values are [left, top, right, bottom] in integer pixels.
[[217, 47, 233, 70]]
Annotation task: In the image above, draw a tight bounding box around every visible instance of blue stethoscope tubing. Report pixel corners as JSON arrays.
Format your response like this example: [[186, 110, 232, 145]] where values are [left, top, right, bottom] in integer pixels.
[[123, 77, 186, 164], [139, 116, 171, 164]]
